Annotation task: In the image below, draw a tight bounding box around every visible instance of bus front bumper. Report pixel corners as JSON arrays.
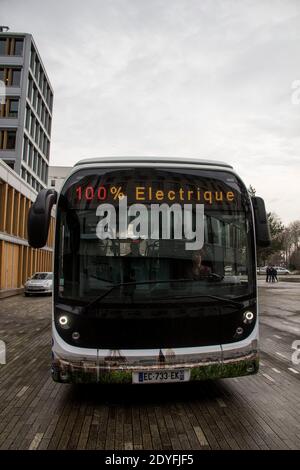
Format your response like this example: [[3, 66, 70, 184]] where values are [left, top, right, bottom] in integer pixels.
[[51, 352, 259, 384]]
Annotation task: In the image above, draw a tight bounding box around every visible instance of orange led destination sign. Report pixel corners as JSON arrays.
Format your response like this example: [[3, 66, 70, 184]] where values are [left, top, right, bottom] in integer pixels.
[[134, 186, 235, 204], [74, 184, 236, 205]]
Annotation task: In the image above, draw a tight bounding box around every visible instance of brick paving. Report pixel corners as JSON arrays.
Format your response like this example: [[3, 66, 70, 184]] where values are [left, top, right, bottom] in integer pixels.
[[0, 284, 299, 450]]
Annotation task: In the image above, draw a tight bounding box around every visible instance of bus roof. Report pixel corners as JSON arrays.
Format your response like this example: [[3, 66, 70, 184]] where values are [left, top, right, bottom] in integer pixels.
[[74, 157, 233, 169]]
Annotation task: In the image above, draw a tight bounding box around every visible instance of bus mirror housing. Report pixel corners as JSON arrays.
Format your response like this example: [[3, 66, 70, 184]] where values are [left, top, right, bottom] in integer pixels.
[[28, 189, 57, 248], [251, 196, 271, 247]]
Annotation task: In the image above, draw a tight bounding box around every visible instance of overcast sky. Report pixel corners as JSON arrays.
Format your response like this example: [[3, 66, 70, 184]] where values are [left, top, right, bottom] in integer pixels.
[[2, 0, 300, 223]]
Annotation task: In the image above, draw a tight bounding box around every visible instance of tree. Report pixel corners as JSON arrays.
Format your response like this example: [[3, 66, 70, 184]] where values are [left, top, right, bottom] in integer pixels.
[[289, 221, 300, 250]]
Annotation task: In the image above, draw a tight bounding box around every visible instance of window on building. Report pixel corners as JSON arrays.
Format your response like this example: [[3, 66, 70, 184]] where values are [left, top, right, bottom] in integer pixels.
[[30, 48, 35, 70], [39, 70, 43, 90], [39, 129, 43, 149], [25, 106, 30, 130], [33, 150, 37, 172], [0, 68, 5, 82], [32, 86, 37, 108], [0, 130, 17, 150], [5, 161, 15, 170], [30, 116, 35, 138], [14, 39, 23, 56], [37, 95, 41, 117], [28, 143, 33, 167], [43, 77, 47, 97], [49, 92, 53, 111], [51, 179, 55, 187], [21, 167, 26, 180], [0, 38, 7, 55], [6, 130, 16, 149], [11, 69, 21, 86], [8, 98, 19, 118], [37, 155, 41, 177], [34, 58, 40, 81], [22, 137, 28, 162], [41, 105, 45, 127], [27, 77, 33, 99]]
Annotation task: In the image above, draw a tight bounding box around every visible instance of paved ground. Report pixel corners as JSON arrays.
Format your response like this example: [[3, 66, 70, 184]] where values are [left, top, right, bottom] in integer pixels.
[[0, 282, 299, 450]]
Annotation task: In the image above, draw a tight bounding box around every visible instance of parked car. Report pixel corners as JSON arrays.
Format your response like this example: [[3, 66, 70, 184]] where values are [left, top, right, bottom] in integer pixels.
[[257, 266, 267, 274], [273, 266, 290, 275], [24, 272, 53, 296], [256, 266, 290, 275]]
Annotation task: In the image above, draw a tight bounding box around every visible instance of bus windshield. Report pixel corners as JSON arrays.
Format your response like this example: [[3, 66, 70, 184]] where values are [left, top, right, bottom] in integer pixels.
[[55, 167, 255, 308]]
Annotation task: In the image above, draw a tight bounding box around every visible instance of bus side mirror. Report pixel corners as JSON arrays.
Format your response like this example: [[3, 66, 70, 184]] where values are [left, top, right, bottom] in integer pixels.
[[251, 196, 271, 247], [28, 189, 57, 248]]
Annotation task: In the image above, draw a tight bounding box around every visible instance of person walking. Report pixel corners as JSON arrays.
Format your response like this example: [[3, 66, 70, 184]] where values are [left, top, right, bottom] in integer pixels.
[[266, 266, 271, 283], [273, 267, 278, 282], [270, 266, 276, 283]]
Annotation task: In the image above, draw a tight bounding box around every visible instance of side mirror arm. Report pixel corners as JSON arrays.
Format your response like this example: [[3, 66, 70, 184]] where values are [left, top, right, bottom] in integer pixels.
[[28, 189, 57, 248]]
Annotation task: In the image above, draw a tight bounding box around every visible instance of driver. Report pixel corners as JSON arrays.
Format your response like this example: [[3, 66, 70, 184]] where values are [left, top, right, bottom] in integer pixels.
[[185, 249, 212, 280]]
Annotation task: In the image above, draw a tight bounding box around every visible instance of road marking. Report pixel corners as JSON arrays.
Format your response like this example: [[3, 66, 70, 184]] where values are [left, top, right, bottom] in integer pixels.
[[276, 352, 288, 359], [272, 368, 281, 374], [16, 385, 29, 398], [262, 373, 275, 382], [216, 398, 226, 408], [288, 368, 299, 375], [193, 426, 209, 446], [29, 433, 44, 450], [260, 361, 265, 366], [273, 335, 282, 339], [125, 442, 133, 450]]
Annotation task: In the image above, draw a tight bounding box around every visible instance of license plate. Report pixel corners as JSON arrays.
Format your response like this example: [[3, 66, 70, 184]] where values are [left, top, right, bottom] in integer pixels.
[[132, 369, 190, 384]]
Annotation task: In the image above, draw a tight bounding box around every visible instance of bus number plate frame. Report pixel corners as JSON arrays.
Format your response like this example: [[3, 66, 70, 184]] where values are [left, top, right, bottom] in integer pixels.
[[132, 369, 190, 384]]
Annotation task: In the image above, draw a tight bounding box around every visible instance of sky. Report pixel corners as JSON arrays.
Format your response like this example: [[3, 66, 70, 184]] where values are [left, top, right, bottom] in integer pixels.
[[2, 0, 300, 224]]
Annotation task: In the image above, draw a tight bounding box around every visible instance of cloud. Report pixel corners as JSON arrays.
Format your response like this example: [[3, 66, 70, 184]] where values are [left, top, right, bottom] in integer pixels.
[[2, 0, 300, 223]]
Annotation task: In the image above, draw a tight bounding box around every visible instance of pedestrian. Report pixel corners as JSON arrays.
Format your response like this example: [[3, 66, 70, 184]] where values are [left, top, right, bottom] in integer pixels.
[[270, 266, 276, 283], [266, 266, 271, 283], [273, 267, 278, 282]]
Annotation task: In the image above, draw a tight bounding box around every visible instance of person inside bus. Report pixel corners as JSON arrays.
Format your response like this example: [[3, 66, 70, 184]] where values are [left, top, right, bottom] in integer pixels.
[[184, 248, 212, 280], [122, 240, 142, 299]]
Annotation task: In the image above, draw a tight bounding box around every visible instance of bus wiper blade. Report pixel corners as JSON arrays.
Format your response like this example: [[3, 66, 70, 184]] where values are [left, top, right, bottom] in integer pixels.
[[154, 294, 243, 308], [84, 278, 206, 310]]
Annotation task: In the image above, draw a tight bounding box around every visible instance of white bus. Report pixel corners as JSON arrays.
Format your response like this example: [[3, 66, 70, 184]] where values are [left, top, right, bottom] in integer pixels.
[[28, 157, 270, 384]]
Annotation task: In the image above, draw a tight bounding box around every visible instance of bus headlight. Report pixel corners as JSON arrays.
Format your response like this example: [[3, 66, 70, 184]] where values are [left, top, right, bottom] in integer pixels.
[[243, 311, 254, 324], [58, 315, 69, 329]]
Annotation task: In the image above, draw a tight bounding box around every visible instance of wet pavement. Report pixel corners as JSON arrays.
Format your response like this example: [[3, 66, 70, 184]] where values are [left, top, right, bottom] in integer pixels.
[[0, 282, 299, 450]]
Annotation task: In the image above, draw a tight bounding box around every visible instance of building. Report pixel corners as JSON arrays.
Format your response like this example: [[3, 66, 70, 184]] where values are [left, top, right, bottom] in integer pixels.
[[0, 27, 54, 297], [0, 159, 54, 297], [48, 165, 71, 192], [0, 27, 53, 192]]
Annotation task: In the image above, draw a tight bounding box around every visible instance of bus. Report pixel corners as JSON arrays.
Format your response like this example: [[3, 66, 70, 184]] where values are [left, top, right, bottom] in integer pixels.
[[28, 157, 270, 384]]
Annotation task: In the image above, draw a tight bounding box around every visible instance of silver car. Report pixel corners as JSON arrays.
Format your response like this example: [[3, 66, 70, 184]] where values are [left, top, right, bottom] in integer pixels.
[[24, 272, 53, 296]]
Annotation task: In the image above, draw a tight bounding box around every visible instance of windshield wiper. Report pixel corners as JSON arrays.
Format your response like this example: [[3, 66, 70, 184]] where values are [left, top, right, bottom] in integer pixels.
[[84, 279, 196, 309], [84, 278, 237, 310], [152, 294, 244, 308]]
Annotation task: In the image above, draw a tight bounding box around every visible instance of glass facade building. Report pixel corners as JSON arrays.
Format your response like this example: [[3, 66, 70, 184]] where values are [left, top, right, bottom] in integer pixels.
[[0, 31, 53, 192]]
